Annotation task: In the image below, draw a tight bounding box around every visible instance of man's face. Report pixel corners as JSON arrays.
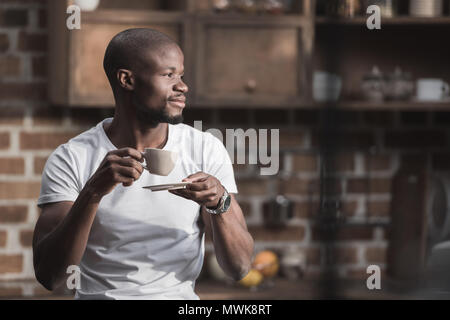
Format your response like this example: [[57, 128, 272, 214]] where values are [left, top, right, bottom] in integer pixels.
[[132, 43, 188, 127]]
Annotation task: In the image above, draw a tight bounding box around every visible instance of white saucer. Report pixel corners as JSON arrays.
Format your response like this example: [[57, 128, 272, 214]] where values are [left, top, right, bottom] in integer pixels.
[[142, 182, 190, 192]]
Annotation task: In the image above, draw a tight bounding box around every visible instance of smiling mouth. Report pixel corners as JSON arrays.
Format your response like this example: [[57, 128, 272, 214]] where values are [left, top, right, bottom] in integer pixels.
[[168, 100, 185, 108]]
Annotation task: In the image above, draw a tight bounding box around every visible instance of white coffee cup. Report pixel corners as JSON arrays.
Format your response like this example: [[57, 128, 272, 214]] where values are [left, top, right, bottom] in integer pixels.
[[141, 148, 178, 176], [313, 71, 342, 102], [417, 79, 449, 101]]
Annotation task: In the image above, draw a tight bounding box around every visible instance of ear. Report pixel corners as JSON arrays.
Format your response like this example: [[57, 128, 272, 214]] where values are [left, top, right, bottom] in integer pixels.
[[116, 69, 135, 91]]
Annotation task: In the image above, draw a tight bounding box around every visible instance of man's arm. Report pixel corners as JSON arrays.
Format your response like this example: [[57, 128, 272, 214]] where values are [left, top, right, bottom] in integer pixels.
[[170, 172, 254, 281], [200, 193, 254, 280], [33, 189, 100, 291], [33, 147, 144, 290]]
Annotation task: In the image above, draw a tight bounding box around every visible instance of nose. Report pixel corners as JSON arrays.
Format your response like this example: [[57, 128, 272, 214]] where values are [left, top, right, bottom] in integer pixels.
[[174, 78, 188, 93]]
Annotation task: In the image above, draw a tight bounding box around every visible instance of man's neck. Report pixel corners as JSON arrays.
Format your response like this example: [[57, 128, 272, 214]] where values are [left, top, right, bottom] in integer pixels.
[[104, 114, 169, 152]]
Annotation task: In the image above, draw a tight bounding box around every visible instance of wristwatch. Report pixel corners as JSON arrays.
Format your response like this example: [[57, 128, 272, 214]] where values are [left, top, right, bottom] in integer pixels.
[[205, 187, 231, 215]]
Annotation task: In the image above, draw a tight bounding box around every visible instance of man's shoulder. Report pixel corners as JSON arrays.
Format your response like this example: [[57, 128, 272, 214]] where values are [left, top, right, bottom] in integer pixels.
[[51, 120, 106, 161]]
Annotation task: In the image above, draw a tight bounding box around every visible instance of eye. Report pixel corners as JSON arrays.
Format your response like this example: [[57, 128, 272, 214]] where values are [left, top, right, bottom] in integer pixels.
[[164, 72, 174, 78]]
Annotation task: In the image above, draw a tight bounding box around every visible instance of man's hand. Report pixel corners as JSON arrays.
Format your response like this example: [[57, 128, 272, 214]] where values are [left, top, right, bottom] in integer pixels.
[[86, 147, 144, 201], [169, 172, 225, 208]]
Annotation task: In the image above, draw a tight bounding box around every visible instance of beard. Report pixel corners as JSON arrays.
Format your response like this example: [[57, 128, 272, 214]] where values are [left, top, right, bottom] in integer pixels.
[[135, 100, 183, 128]]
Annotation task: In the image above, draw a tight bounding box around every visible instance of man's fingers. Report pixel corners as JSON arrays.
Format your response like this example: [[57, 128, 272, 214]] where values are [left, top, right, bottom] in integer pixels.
[[116, 166, 141, 181], [115, 157, 144, 174], [182, 172, 209, 183], [186, 181, 209, 191], [169, 189, 191, 200], [110, 147, 144, 162], [173, 188, 215, 203]]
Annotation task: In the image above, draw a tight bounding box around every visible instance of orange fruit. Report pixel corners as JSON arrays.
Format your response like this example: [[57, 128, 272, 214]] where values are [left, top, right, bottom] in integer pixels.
[[238, 268, 264, 287], [252, 250, 279, 278]]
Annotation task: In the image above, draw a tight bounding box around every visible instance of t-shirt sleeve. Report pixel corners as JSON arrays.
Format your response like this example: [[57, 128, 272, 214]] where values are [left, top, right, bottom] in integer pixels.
[[37, 144, 81, 208], [203, 133, 238, 194]]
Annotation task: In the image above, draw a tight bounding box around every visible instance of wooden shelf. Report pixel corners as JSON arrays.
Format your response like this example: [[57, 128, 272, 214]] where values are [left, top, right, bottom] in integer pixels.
[[81, 9, 187, 24], [316, 16, 450, 26], [313, 101, 450, 111]]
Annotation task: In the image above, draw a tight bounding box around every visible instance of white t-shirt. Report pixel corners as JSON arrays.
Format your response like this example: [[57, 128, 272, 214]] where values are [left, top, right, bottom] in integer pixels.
[[37, 118, 238, 300]]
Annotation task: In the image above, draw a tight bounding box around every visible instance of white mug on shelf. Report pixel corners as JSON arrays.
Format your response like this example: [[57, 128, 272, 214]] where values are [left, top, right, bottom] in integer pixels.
[[312, 71, 342, 102], [416, 78, 449, 101]]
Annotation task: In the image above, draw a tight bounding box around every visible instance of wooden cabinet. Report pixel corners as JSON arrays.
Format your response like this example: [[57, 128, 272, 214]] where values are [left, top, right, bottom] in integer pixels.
[[194, 16, 312, 107], [48, 0, 189, 107], [49, 0, 450, 110], [48, 0, 314, 108]]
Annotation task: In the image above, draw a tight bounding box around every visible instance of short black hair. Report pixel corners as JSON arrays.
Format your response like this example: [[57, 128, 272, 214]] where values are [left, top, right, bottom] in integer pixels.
[[103, 28, 176, 89]]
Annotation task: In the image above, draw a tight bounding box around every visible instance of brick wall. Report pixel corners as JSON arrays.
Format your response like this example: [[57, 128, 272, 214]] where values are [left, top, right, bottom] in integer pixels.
[[0, 0, 447, 294]]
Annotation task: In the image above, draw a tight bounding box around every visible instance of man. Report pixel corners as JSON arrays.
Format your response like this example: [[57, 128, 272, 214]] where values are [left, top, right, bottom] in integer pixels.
[[33, 28, 254, 299]]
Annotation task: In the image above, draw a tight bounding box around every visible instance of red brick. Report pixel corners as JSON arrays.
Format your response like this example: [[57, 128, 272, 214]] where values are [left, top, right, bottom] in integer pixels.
[[329, 246, 359, 264], [32, 55, 46, 78], [334, 152, 355, 172], [279, 130, 306, 148], [0, 205, 28, 223], [365, 154, 392, 171], [0, 157, 25, 174], [367, 200, 391, 218], [346, 178, 391, 194], [0, 132, 10, 149], [18, 31, 47, 52], [20, 230, 33, 247], [247, 225, 305, 241], [282, 178, 320, 195], [0, 231, 6, 247], [0, 33, 9, 52], [34, 156, 48, 174], [236, 179, 269, 196], [340, 200, 358, 217], [31, 106, 64, 126], [0, 107, 25, 125], [0, 254, 23, 274], [0, 9, 28, 27], [20, 131, 77, 150], [0, 182, 41, 200], [385, 130, 446, 149], [365, 247, 387, 264], [306, 247, 322, 266], [292, 154, 318, 172], [294, 201, 320, 218], [0, 56, 21, 77], [0, 82, 47, 101]]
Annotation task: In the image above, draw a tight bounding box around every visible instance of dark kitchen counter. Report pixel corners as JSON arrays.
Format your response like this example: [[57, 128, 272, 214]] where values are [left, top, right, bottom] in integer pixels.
[[2, 277, 442, 300]]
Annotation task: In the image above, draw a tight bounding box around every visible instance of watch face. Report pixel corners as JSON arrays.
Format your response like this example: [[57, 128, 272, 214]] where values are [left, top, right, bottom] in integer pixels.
[[223, 194, 231, 209]]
